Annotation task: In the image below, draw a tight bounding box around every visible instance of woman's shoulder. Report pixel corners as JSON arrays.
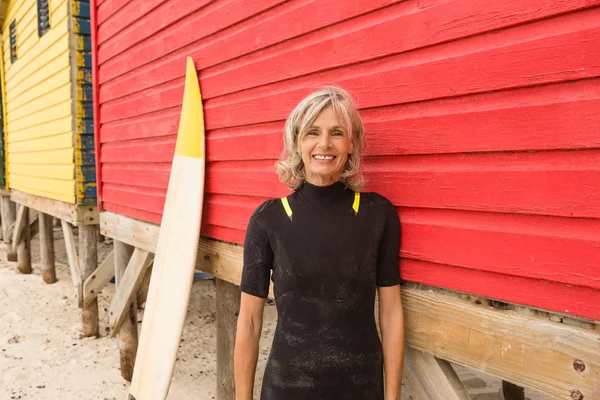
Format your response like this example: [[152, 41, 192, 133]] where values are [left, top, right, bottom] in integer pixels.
[[359, 191, 394, 209], [249, 198, 283, 222]]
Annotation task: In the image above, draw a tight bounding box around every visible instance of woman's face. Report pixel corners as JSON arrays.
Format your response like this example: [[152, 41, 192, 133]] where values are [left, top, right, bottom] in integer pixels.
[[300, 106, 354, 186]]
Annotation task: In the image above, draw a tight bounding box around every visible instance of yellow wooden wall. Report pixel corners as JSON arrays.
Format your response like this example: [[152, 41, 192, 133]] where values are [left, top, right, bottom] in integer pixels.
[[2, 0, 75, 203]]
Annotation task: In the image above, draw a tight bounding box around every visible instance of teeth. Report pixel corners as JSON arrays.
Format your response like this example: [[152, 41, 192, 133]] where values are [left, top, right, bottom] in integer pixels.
[[314, 155, 334, 160]]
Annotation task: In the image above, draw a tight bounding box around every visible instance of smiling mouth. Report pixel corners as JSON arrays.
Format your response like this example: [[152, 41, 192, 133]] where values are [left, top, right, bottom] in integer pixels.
[[313, 155, 336, 160]]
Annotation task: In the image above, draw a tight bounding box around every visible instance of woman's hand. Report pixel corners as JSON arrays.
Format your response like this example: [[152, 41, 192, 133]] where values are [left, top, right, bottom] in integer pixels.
[[234, 293, 266, 400], [378, 284, 405, 400]]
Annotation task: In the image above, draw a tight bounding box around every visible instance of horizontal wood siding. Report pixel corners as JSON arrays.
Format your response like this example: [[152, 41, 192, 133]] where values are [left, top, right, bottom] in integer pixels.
[[71, 0, 95, 205], [95, 0, 600, 320], [2, 0, 75, 203]]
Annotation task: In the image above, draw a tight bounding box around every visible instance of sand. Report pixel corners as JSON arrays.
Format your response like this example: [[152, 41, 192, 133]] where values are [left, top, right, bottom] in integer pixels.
[[0, 223, 550, 400]]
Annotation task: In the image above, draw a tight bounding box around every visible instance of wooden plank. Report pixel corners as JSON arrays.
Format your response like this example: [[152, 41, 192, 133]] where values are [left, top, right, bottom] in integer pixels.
[[200, 149, 600, 219], [39, 213, 57, 284], [1, 194, 16, 247], [6, 83, 71, 120], [16, 209, 31, 274], [79, 225, 99, 337], [61, 220, 83, 307], [9, 182, 76, 206], [8, 147, 74, 165], [96, 0, 163, 32], [97, 0, 206, 50], [108, 247, 152, 335], [9, 163, 74, 181], [11, 204, 26, 254], [202, 81, 600, 160], [216, 279, 241, 400], [99, 9, 600, 126], [403, 288, 600, 399], [91, 0, 101, 209], [98, 0, 392, 100], [129, 58, 205, 399], [6, 52, 70, 103], [99, 107, 179, 143], [8, 175, 74, 201], [403, 347, 470, 400], [8, 121, 72, 145], [97, 0, 274, 82], [98, 0, 597, 101], [7, 98, 71, 132], [200, 0, 600, 99], [10, 190, 98, 226], [99, 79, 600, 161], [113, 241, 137, 382], [82, 249, 114, 306]]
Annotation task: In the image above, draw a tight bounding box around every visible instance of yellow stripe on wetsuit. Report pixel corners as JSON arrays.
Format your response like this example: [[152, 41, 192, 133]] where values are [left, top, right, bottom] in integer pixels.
[[281, 192, 361, 219]]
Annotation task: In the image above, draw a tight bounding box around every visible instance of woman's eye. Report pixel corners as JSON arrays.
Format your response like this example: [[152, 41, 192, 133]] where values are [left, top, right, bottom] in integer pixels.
[[307, 130, 318, 136], [332, 130, 343, 136]]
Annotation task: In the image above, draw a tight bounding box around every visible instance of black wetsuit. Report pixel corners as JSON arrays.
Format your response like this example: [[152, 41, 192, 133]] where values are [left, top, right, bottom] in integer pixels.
[[241, 181, 401, 400]]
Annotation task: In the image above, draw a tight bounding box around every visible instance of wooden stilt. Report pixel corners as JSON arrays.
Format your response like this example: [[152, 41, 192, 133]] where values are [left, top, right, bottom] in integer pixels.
[[61, 220, 83, 306], [216, 279, 241, 400], [83, 249, 114, 307], [502, 381, 525, 400], [16, 210, 32, 274], [109, 248, 153, 335], [404, 346, 471, 400], [39, 213, 57, 284], [79, 225, 99, 338], [1, 196, 17, 261], [114, 240, 138, 382], [135, 266, 152, 309]]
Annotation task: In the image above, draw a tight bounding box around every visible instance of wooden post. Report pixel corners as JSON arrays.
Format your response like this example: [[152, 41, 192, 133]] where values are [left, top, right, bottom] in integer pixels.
[[16, 210, 32, 274], [403, 346, 471, 400], [79, 225, 99, 337], [39, 213, 57, 284], [114, 240, 138, 382], [3, 198, 17, 261], [216, 279, 241, 400]]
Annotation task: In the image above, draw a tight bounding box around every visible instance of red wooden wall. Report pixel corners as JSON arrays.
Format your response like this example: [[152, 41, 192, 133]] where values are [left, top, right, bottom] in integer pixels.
[[92, 0, 600, 321]]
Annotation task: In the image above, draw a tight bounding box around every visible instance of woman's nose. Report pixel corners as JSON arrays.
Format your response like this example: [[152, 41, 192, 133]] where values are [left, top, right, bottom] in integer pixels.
[[318, 133, 331, 148]]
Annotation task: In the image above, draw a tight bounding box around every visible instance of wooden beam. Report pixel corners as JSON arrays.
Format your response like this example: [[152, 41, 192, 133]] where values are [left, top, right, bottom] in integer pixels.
[[80, 225, 99, 337], [402, 289, 599, 399], [16, 209, 32, 274], [11, 204, 26, 254], [99, 211, 600, 399], [10, 190, 98, 226], [1, 196, 17, 261], [403, 346, 470, 400], [216, 279, 241, 400], [39, 213, 57, 284], [109, 248, 153, 336], [136, 266, 152, 308], [61, 220, 83, 307], [114, 241, 138, 382], [100, 211, 243, 283], [83, 249, 114, 307]]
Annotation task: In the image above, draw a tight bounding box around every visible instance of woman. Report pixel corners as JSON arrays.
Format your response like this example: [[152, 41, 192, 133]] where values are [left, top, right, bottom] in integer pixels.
[[234, 86, 404, 400]]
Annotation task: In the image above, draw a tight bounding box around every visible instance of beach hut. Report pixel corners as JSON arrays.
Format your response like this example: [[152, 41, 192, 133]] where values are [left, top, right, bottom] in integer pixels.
[[91, 0, 600, 397], [0, 0, 99, 336]]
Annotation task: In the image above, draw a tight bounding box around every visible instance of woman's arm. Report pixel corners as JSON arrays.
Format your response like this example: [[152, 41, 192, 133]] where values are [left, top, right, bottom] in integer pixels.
[[234, 293, 266, 400], [378, 284, 405, 400]]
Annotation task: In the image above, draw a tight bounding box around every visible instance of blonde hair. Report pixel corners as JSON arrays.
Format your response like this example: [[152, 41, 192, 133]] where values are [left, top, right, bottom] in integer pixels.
[[276, 86, 366, 191]]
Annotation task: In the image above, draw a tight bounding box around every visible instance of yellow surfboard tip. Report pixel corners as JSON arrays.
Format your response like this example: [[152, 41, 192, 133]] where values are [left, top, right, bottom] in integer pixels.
[[174, 57, 205, 159]]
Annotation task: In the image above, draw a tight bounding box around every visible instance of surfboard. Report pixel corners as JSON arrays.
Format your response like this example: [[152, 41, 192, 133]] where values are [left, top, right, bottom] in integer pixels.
[[129, 57, 205, 400]]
